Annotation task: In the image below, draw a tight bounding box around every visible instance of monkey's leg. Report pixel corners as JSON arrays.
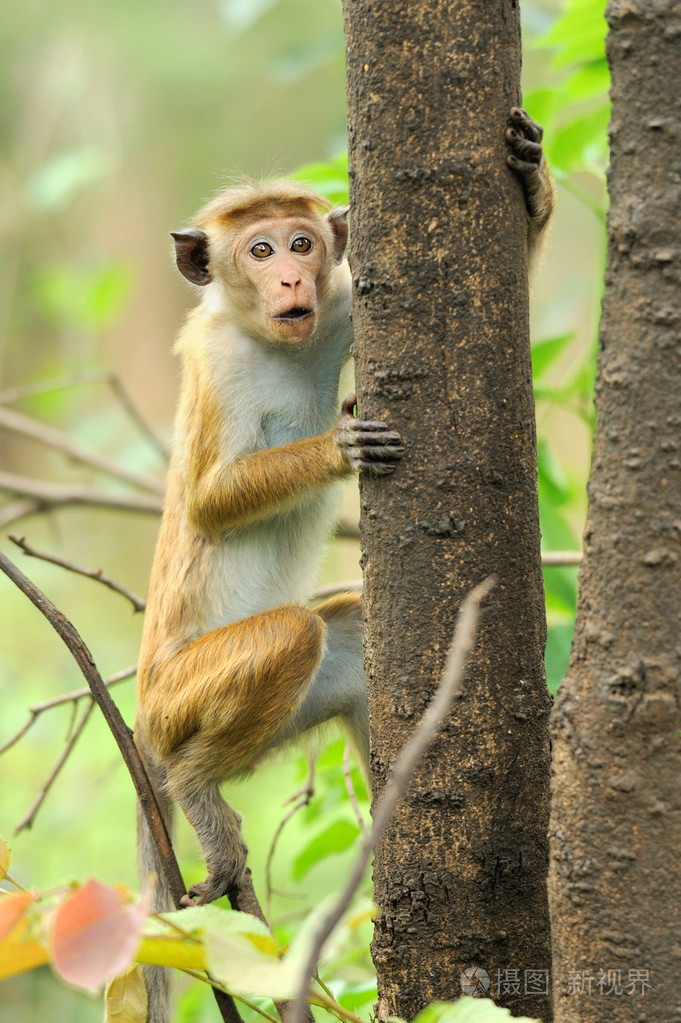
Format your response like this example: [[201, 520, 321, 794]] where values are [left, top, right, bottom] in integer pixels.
[[268, 592, 369, 775], [157, 605, 327, 905]]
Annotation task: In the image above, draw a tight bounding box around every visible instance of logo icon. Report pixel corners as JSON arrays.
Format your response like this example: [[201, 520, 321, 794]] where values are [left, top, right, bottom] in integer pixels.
[[460, 967, 491, 997]]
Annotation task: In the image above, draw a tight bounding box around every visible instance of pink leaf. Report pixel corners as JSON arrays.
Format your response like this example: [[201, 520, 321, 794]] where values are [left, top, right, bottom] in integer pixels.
[[52, 880, 148, 994]]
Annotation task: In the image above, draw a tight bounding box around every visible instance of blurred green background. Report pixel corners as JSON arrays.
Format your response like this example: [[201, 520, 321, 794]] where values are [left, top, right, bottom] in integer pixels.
[[0, 0, 607, 1020]]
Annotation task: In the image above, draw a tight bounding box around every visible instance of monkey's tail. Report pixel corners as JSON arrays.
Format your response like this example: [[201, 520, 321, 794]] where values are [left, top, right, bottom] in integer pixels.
[[137, 761, 175, 1023]]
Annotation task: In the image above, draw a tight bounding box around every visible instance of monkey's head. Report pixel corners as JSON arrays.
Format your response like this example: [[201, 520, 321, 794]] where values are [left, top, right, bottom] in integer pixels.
[[171, 182, 349, 347]]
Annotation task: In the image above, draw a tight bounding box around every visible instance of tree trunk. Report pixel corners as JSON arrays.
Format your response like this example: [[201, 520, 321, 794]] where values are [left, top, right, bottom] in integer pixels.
[[343, 2, 552, 1020], [549, 4, 681, 1021]]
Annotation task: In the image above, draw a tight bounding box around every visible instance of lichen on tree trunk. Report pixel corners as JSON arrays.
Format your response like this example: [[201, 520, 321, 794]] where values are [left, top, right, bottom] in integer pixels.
[[342, 2, 552, 1021], [549, 4, 681, 1022]]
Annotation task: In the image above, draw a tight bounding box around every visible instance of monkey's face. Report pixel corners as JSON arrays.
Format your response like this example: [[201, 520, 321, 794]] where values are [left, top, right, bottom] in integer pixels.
[[230, 216, 332, 345]]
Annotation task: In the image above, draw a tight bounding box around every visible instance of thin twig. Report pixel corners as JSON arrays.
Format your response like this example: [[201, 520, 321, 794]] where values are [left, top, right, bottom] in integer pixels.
[[311, 550, 581, 604], [181, 969, 281, 1023], [9, 533, 146, 612], [309, 992, 364, 1023], [333, 519, 360, 540], [0, 471, 163, 517], [0, 369, 118, 404], [342, 745, 368, 839], [541, 549, 582, 566], [0, 552, 240, 1023], [264, 757, 316, 919], [0, 665, 135, 756], [0, 368, 167, 460], [312, 579, 362, 601], [289, 577, 495, 1023], [0, 406, 164, 494], [14, 700, 95, 834], [0, 499, 41, 529], [105, 374, 168, 461], [310, 555, 577, 605]]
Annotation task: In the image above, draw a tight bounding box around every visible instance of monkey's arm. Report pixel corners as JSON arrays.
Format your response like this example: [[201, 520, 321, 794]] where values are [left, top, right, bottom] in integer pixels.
[[186, 400, 404, 536]]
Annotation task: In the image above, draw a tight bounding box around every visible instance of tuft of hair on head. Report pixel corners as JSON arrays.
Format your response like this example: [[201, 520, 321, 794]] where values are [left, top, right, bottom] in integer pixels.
[[193, 178, 333, 231]]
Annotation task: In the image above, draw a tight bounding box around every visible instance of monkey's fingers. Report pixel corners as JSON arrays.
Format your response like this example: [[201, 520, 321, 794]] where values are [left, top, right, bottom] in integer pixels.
[[356, 442, 405, 459], [509, 106, 544, 143], [357, 459, 399, 475], [180, 860, 244, 906], [181, 879, 224, 907], [345, 428, 404, 447], [506, 130, 542, 167], [349, 440, 405, 475]]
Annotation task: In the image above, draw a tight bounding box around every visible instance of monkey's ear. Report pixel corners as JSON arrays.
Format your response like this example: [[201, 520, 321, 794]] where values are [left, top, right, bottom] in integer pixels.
[[171, 228, 212, 286], [326, 206, 349, 264]]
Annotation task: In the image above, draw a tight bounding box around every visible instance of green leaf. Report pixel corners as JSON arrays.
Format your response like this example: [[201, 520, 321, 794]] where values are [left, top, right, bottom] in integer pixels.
[[537, 439, 570, 507], [563, 60, 610, 102], [205, 925, 298, 1000], [33, 262, 134, 332], [545, 105, 610, 174], [291, 153, 349, 205], [544, 565, 579, 618], [519, 88, 562, 132], [545, 622, 575, 693], [337, 981, 378, 1012], [531, 333, 576, 380], [25, 148, 111, 213], [292, 819, 360, 880], [540, 0, 608, 67], [413, 998, 540, 1023]]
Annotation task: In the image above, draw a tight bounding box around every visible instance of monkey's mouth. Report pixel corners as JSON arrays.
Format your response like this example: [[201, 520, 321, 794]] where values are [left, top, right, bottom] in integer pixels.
[[273, 306, 315, 323]]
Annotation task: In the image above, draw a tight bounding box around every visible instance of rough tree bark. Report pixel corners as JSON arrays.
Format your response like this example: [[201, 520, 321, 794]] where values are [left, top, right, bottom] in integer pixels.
[[549, 4, 681, 1022], [343, 2, 552, 1020]]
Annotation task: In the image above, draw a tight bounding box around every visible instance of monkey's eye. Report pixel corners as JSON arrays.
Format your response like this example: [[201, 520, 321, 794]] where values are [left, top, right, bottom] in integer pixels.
[[291, 236, 312, 254], [250, 241, 274, 259]]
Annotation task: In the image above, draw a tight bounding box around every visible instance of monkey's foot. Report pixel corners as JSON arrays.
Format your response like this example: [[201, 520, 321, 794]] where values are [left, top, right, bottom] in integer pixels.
[[181, 865, 244, 907], [506, 107, 544, 171], [180, 837, 248, 907], [506, 107, 553, 228]]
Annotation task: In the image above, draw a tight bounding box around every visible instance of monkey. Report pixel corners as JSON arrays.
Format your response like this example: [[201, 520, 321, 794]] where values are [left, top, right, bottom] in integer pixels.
[[134, 106, 553, 1023]]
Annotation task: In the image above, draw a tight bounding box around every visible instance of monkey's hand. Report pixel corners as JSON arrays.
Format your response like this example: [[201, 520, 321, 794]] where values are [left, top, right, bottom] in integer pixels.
[[335, 393, 405, 476], [506, 107, 554, 234]]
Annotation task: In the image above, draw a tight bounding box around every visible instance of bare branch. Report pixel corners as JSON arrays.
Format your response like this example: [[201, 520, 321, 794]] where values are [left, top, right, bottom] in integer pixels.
[[264, 756, 316, 919], [342, 745, 368, 839], [289, 577, 494, 1023], [310, 558, 577, 604], [0, 551, 243, 1023], [333, 519, 360, 540], [0, 552, 184, 892], [0, 471, 163, 518], [9, 533, 146, 612], [541, 549, 582, 566], [0, 499, 42, 529], [104, 374, 168, 461], [0, 665, 135, 756], [0, 369, 167, 460], [14, 700, 95, 834], [312, 579, 362, 601], [0, 369, 117, 404], [0, 406, 164, 494]]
